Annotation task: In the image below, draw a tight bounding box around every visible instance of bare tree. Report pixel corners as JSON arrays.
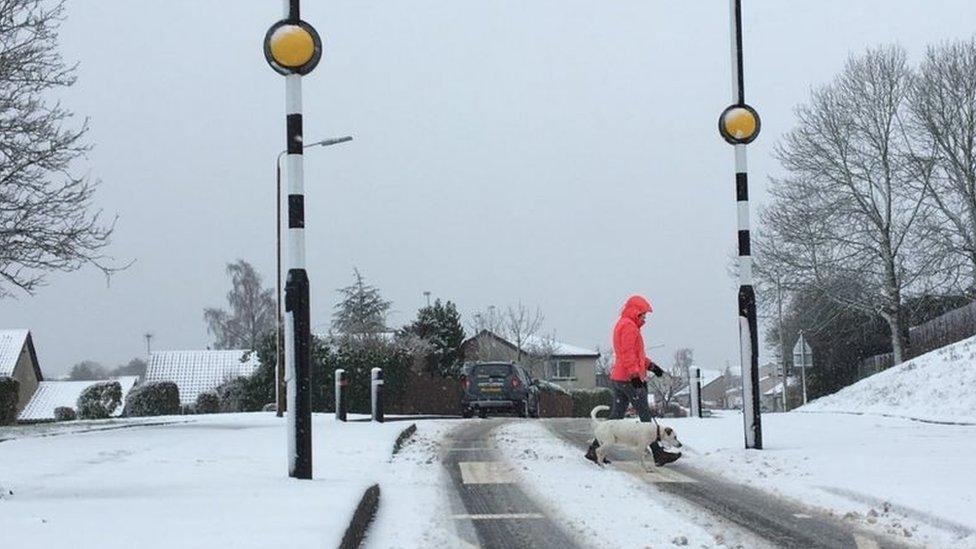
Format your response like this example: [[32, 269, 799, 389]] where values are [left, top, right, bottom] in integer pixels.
[[761, 46, 933, 364], [648, 362, 687, 414], [0, 0, 119, 297], [521, 331, 557, 379], [204, 260, 275, 350], [503, 302, 544, 361], [909, 37, 976, 293]]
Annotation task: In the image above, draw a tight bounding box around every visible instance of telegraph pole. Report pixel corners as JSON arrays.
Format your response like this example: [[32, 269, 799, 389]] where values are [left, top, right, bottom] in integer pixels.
[[264, 0, 322, 479], [719, 0, 763, 449]]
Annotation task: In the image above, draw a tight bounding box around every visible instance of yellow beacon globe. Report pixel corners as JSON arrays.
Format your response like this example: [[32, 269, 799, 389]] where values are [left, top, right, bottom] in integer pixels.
[[269, 25, 316, 68], [723, 107, 758, 141]]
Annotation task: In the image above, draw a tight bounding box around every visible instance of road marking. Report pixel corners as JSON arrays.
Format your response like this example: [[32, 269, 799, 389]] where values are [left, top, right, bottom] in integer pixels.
[[458, 461, 514, 484], [854, 534, 881, 549], [615, 461, 697, 483], [452, 513, 544, 520]]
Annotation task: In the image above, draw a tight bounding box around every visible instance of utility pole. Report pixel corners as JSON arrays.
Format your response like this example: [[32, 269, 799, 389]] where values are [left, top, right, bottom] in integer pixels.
[[264, 0, 322, 480], [144, 333, 153, 357], [719, 0, 763, 449], [423, 291, 431, 307]]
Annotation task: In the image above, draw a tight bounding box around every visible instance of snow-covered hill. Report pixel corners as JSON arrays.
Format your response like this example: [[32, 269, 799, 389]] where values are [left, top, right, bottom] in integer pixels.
[[799, 334, 976, 424]]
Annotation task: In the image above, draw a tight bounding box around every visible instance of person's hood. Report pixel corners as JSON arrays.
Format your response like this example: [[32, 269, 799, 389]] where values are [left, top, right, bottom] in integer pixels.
[[621, 295, 653, 326]]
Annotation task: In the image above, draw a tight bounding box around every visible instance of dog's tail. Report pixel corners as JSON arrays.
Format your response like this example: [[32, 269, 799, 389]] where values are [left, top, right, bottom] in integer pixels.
[[590, 405, 610, 421]]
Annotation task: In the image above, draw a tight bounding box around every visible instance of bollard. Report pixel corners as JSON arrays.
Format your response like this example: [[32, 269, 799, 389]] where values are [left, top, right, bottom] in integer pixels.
[[335, 369, 348, 422], [371, 367, 384, 423], [690, 366, 702, 418]]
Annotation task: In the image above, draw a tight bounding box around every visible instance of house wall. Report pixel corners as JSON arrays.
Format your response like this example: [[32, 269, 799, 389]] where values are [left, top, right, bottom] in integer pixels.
[[12, 349, 39, 412], [546, 357, 598, 391]]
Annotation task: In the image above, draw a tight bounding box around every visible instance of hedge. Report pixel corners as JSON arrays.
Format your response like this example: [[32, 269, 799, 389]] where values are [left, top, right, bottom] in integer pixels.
[[195, 391, 220, 414], [77, 381, 123, 419], [0, 376, 18, 425], [570, 388, 614, 418], [54, 406, 77, 421], [124, 381, 180, 417]]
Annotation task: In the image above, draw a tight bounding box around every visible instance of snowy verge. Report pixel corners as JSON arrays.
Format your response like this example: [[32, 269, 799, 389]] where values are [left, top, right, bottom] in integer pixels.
[[492, 421, 730, 548], [0, 413, 455, 549], [798, 333, 976, 424], [366, 420, 458, 549], [670, 412, 976, 548]]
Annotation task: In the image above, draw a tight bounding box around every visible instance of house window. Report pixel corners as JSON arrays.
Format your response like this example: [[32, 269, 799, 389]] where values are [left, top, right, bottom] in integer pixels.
[[551, 360, 575, 380]]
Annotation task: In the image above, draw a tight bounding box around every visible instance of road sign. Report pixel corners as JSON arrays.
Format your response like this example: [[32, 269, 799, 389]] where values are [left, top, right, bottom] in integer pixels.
[[792, 333, 813, 369]]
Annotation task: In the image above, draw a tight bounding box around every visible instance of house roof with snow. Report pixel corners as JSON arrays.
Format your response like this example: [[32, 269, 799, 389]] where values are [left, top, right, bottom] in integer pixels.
[[0, 329, 37, 378], [146, 350, 260, 405], [463, 330, 600, 358], [18, 376, 139, 421]]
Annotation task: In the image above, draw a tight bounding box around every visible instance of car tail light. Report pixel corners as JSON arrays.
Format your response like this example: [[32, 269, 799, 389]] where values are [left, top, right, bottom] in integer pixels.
[[461, 376, 469, 390], [511, 376, 521, 389]]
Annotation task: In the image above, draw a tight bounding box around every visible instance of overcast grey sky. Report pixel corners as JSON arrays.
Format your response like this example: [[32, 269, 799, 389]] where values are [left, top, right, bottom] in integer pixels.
[[3, 1, 976, 377]]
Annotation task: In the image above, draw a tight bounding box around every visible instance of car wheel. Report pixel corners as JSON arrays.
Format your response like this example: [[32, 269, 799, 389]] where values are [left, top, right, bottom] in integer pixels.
[[461, 407, 473, 418], [478, 408, 488, 419], [517, 401, 528, 418]]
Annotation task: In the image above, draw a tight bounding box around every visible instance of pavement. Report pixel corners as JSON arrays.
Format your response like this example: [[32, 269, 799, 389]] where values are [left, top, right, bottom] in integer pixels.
[[440, 417, 911, 549]]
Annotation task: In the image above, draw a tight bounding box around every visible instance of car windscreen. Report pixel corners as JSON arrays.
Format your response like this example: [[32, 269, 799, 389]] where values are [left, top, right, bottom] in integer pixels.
[[473, 364, 512, 378]]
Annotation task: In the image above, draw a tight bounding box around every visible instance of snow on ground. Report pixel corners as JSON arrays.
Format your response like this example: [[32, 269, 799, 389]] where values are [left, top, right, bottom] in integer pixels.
[[367, 419, 458, 549], [0, 413, 454, 549], [493, 421, 737, 549], [799, 333, 976, 424], [670, 411, 976, 548]]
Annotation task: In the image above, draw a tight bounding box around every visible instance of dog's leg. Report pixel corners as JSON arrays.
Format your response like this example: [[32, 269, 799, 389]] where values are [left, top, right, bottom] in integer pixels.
[[595, 443, 608, 466]]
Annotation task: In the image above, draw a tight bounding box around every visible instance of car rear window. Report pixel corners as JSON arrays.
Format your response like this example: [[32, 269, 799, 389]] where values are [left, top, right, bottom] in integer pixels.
[[474, 364, 512, 378]]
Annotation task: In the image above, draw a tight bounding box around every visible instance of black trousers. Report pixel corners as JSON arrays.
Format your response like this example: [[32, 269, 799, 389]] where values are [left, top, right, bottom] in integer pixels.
[[608, 380, 654, 421]]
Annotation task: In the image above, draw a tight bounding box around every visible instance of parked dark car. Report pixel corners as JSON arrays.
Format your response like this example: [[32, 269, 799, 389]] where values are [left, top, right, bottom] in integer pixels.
[[460, 362, 540, 418]]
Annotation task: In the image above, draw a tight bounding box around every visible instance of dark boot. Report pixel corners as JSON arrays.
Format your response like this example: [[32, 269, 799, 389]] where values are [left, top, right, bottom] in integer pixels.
[[649, 441, 681, 466], [584, 439, 610, 465]]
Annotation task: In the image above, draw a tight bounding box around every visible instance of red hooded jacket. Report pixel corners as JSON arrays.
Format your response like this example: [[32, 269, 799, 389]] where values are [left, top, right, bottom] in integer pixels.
[[609, 295, 653, 382]]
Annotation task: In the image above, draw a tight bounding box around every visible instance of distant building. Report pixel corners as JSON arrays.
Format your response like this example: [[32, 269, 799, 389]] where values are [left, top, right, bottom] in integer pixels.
[[19, 376, 139, 422], [0, 329, 43, 414], [146, 350, 260, 405], [675, 368, 732, 409], [460, 330, 601, 390]]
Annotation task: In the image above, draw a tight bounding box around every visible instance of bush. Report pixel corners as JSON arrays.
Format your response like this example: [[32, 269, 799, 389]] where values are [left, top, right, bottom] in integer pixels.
[[570, 388, 614, 417], [215, 377, 250, 413], [123, 381, 180, 417], [76, 381, 123, 419], [0, 376, 19, 425], [54, 406, 77, 421], [262, 402, 277, 412], [195, 391, 220, 414]]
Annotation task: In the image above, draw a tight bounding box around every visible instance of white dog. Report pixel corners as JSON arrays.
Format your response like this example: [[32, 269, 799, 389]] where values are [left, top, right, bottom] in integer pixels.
[[590, 405, 682, 468]]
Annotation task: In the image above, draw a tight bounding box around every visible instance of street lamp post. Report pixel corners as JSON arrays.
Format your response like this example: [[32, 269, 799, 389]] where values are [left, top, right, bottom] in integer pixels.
[[275, 136, 352, 418], [719, 0, 763, 449], [264, 0, 323, 479]]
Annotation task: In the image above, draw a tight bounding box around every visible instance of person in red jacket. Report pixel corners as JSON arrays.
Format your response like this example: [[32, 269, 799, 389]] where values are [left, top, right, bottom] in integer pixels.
[[585, 295, 682, 466]]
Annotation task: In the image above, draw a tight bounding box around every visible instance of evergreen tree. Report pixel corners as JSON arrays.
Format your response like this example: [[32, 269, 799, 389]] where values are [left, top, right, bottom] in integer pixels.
[[399, 299, 466, 377], [332, 268, 392, 346]]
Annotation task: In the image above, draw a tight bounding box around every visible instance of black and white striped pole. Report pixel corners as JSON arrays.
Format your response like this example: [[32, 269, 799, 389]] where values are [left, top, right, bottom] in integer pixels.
[[719, 0, 763, 450], [264, 0, 322, 479]]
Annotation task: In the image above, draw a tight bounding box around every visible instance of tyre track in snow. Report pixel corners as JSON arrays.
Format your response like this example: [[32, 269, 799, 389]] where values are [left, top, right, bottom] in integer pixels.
[[441, 419, 581, 549], [544, 418, 912, 549]]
